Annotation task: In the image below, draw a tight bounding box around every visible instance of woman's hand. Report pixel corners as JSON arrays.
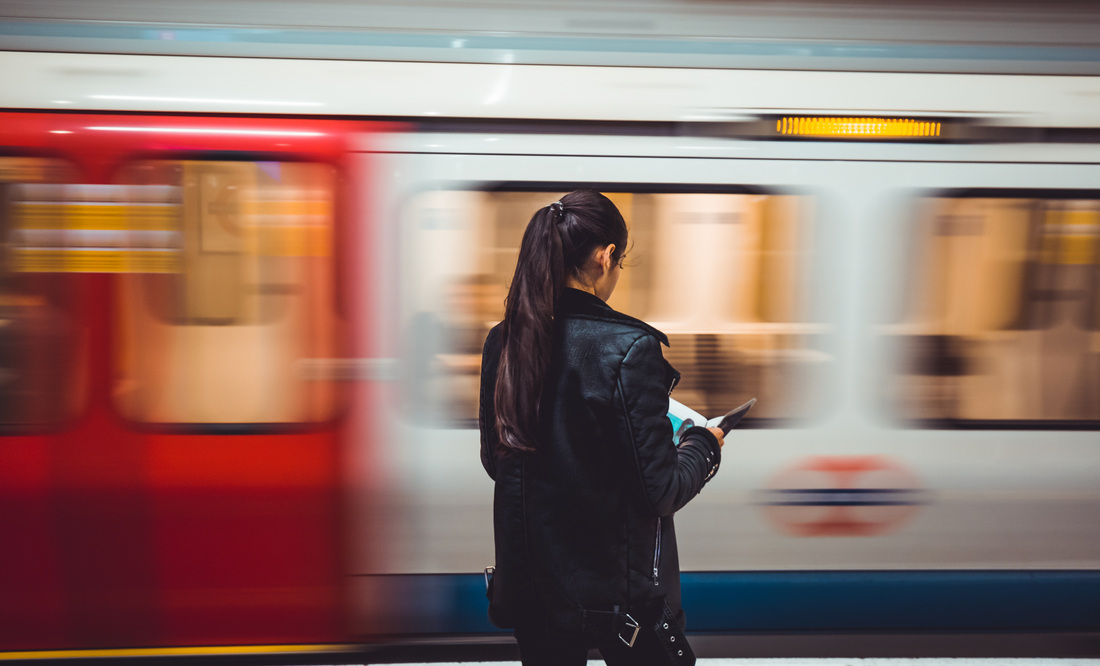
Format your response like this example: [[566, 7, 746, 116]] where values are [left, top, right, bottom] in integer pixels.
[[707, 427, 725, 448]]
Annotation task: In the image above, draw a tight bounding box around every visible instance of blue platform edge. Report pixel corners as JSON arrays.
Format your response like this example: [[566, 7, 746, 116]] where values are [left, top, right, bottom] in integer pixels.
[[370, 571, 1100, 634]]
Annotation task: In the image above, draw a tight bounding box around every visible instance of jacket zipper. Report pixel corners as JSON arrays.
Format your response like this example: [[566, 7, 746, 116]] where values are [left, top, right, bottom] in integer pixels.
[[652, 517, 662, 586], [657, 371, 675, 585]]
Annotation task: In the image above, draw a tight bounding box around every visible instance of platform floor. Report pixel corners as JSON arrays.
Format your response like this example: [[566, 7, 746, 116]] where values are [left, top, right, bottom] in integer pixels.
[[396, 656, 1100, 660]]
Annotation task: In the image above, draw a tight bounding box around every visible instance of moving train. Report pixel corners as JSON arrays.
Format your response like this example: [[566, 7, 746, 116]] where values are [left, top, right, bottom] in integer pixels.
[[3, 22, 1100, 658]]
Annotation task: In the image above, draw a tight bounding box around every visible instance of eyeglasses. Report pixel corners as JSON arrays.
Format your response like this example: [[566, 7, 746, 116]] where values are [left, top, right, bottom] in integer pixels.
[[614, 254, 626, 270]]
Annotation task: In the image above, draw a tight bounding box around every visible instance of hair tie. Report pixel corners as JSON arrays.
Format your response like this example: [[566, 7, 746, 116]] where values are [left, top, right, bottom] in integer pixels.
[[548, 201, 564, 218]]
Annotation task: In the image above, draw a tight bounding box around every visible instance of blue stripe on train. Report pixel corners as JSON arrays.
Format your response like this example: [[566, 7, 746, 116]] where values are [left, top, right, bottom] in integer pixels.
[[682, 571, 1100, 632], [375, 570, 1100, 635]]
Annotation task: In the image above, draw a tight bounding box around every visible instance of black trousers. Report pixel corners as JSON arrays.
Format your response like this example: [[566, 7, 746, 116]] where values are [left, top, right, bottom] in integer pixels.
[[514, 619, 679, 666]]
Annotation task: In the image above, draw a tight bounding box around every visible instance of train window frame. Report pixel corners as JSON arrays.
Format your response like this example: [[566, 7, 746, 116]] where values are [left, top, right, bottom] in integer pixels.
[[880, 187, 1100, 431], [109, 154, 349, 434], [397, 179, 833, 431]]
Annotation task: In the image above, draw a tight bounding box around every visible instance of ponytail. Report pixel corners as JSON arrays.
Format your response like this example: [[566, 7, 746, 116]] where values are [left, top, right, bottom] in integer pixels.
[[494, 191, 627, 453]]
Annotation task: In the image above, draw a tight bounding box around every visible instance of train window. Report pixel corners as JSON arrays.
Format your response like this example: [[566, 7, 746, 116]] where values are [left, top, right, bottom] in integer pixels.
[[113, 160, 340, 424], [401, 188, 827, 427], [883, 194, 1100, 426], [0, 157, 85, 427]]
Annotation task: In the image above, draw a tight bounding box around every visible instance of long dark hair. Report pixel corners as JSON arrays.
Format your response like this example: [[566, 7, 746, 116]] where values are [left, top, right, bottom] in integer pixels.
[[495, 190, 628, 452]]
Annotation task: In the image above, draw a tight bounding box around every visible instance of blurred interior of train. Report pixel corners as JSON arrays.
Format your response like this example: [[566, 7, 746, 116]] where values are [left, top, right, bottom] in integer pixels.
[[883, 195, 1100, 424], [401, 188, 1100, 429], [0, 158, 80, 426], [402, 190, 826, 426], [1, 157, 342, 425]]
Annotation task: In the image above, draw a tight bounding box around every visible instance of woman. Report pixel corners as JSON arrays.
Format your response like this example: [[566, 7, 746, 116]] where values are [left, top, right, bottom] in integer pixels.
[[479, 191, 724, 666]]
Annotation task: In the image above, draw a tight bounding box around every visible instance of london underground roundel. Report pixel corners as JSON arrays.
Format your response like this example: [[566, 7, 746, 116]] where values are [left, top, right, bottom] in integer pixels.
[[760, 456, 928, 537]]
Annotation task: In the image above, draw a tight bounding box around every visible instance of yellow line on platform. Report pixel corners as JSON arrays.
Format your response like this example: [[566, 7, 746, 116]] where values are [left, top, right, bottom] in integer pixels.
[[0, 644, 357, 660]]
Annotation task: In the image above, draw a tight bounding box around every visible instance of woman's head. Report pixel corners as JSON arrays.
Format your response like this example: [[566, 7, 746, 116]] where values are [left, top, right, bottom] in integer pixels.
[[494, 190, 628, 452]]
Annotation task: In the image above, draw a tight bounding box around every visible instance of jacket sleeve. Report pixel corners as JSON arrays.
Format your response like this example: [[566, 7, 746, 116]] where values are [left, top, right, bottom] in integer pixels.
[[479, 326, 502, 481], [616, 334, 721, 517]]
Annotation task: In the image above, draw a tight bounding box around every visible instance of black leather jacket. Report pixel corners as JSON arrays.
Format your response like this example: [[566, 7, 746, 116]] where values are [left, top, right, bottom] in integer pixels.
[[479, 288, 721, 644]]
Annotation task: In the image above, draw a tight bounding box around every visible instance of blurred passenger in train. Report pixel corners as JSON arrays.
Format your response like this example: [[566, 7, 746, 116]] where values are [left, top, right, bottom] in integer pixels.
[[480, 191, 723, 665], [406, 273, 505, 423]]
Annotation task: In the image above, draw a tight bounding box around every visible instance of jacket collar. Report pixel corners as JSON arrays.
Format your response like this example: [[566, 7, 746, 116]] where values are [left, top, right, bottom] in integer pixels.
[[557, 288, 670, 347]]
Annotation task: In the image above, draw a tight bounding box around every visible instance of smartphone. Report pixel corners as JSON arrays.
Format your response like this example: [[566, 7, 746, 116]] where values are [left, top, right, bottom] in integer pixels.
[[713, 398, 756, 435]]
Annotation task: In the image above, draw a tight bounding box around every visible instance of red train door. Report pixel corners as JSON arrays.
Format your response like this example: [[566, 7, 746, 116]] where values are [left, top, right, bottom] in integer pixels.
[[0, 113, 374, 653]]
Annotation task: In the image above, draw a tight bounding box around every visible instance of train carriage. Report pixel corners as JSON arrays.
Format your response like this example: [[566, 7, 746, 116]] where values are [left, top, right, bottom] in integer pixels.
[[0, 112, 385, 653]]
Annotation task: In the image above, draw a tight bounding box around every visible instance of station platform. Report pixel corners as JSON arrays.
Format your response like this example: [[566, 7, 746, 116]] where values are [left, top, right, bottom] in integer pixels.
[[356, 634, 1100, 664], [398, 656, 1100, 660]]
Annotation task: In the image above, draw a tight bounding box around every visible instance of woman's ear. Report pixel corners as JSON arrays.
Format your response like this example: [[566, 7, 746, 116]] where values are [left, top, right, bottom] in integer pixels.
[[600, 244, 617, 271]]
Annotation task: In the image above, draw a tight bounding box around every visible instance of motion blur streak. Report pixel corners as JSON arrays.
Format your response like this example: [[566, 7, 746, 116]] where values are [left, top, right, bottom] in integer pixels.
[[88, 95, 325, 107], [87, 126, 325, 136]]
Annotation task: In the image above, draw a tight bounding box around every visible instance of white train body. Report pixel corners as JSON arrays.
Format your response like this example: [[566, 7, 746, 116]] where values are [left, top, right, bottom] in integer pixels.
[[371, 133, 1100, 576], [3, 45, 1099, 588]]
